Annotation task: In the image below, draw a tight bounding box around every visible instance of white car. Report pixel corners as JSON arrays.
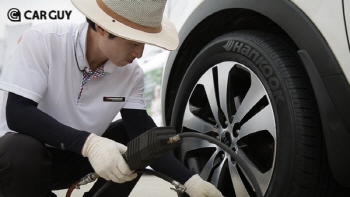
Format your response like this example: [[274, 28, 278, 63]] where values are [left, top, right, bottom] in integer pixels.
[[161, 1, 350, 196]]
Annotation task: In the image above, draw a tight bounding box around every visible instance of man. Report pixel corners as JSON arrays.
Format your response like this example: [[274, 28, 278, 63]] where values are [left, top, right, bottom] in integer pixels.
[[0, 0, 223, 197]]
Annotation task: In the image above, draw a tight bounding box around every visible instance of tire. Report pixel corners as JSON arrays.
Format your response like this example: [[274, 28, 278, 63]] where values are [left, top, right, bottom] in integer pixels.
[[171, 31, 328, 197]]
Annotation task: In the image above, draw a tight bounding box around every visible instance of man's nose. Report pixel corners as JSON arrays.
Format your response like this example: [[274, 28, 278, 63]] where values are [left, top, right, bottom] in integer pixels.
[[133, 44, 145, 59]]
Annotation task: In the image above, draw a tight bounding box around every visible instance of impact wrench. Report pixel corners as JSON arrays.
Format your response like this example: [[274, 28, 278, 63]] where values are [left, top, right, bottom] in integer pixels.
[[66, 127, 263, 197]]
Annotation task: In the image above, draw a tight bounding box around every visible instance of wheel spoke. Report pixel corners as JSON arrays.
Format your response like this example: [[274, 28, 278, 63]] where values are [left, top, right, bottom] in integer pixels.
[[237, 150, 271, 193], [179, 137, 217, 161], [197, 68, 220, 124], [217, 62, 234, 123], [228, 162, 250, 197], [200, 149, 220, 180], [210, 158, 226, 187], [234, 73, 266, 123], [238, 105, 275, 139], [183, 102, 218, 134]]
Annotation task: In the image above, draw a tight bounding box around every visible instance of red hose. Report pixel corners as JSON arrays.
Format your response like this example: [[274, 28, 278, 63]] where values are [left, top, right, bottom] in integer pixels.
[[65, 182, 78, 197]]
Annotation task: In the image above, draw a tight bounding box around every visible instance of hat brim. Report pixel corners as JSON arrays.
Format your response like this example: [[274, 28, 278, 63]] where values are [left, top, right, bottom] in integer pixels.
[[71, 0, 179, 50]]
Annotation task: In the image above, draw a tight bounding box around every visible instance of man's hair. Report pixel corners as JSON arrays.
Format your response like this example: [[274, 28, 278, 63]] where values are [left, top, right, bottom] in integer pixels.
[[86, 17, 116, 39]]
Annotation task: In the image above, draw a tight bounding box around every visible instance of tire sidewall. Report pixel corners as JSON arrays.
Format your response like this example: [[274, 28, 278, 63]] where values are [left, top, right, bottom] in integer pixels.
[[172, 31, 298, 196]]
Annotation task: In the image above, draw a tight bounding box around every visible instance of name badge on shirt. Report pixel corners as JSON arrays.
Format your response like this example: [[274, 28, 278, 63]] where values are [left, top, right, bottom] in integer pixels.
[[103, 97, 125, 102]]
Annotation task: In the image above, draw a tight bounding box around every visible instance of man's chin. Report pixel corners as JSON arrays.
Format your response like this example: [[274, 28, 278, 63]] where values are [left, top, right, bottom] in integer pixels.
[[113, 62, 128, 67]]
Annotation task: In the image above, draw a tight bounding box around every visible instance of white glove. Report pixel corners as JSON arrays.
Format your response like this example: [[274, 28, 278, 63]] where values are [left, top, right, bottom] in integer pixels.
[[82, 133, 137, 183], [184, 174, 223, 197]]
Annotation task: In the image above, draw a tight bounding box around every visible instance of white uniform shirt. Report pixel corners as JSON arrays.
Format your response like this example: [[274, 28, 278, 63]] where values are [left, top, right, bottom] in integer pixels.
[[0, 22, 146, 137]]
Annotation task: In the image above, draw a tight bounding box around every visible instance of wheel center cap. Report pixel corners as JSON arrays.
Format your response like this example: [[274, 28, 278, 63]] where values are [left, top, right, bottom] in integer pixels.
[[221, 131, 232, 147]]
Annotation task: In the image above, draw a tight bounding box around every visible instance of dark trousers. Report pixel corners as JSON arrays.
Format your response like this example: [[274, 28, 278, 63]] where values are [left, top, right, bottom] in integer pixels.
[[0, 120, 140, 197]]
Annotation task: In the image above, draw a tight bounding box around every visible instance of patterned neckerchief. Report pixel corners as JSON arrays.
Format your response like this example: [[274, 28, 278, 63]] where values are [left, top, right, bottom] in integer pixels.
[[77, 66, 105, 103]]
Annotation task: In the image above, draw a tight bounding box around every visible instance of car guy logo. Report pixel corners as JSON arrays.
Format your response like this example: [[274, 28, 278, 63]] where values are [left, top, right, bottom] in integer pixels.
[[8, 8, 21, 22], [7, 8, 72, 22]]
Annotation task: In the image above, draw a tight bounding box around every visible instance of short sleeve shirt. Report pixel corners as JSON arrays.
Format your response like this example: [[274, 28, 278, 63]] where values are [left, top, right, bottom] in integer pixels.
[[0, 22, 146, 137]]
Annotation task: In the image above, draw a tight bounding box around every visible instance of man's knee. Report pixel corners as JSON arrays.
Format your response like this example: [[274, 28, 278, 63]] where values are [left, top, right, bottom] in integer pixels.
[[0, 133, 53, 182]]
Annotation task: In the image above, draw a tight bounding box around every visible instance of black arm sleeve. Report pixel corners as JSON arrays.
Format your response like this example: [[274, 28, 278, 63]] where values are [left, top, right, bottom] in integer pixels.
[[6, 92, 90, 154], [121, 108, 194, 184]]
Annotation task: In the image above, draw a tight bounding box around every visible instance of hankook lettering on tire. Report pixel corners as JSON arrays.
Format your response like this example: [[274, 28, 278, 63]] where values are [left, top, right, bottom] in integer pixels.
[[223, 40, 285, 104]]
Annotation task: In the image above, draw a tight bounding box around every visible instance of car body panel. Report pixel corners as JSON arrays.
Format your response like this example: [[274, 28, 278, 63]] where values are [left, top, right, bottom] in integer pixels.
[[345, 0, 350, 47], [161, 0, 350, 186], [291, 0, 350, 83]]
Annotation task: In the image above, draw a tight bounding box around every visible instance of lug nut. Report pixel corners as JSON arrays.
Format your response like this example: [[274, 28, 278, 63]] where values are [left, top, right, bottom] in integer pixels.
[[220, 154, 225, 160]]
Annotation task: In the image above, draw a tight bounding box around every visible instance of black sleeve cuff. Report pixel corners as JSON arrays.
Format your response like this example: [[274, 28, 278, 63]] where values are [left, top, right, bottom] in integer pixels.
[[6, 92, 90, 154]]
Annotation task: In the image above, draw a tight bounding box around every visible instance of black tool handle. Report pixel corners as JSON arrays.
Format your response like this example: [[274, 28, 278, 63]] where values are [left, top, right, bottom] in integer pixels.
[[122, 127, 180, 170]]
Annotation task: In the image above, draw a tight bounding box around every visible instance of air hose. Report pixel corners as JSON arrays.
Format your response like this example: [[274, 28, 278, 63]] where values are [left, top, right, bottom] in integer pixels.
[[66, 128, 263, 197], [66, 169, 185, 197]]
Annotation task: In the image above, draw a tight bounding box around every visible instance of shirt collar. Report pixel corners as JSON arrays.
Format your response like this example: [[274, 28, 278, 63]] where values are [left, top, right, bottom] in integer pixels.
[[75, 22, 87, 71], [75, 22, 116, 74]]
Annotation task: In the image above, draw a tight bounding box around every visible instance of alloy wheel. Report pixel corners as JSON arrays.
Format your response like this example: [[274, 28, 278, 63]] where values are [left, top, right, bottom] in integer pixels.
[[178, 61, 276, 196]]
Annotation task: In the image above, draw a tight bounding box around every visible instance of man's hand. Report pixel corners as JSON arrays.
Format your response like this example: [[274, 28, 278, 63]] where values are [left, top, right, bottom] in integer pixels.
[[184, 174, 224, 197], [82, 133, 137, 183]]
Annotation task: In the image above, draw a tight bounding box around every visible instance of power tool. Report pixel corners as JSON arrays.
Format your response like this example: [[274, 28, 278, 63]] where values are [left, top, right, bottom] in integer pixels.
[[66, 127, 263, 197]]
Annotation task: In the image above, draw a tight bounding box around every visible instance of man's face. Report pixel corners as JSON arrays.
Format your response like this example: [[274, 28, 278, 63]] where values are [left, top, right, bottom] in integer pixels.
[[98, 31, 145, 67]]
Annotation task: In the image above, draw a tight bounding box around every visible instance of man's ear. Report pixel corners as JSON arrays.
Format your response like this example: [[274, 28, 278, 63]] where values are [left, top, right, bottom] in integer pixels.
[[95, 24, 105, 37]]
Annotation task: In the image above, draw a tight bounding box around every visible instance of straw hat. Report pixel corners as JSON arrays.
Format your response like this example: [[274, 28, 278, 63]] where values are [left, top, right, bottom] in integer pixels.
[[71, 0, 179, 50]]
